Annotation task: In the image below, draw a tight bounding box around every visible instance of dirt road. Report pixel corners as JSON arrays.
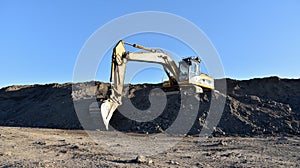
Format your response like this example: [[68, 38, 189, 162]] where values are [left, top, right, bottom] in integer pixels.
[[0, 126, 299, 167]]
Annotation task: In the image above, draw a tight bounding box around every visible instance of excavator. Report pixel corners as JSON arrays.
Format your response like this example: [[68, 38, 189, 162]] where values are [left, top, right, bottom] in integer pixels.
[[100, 40, 214, 129]]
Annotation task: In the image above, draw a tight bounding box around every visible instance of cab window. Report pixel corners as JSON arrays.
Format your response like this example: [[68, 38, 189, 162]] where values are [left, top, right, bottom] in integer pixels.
[[189, 61, 199, 77]]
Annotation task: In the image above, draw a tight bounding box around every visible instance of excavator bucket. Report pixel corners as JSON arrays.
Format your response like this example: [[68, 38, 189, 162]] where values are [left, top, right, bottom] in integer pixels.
[[100, 99, 119, 130]]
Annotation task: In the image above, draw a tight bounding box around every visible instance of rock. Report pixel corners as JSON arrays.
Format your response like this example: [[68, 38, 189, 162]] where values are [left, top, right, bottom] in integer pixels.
[[4, 151, 12, 156], [33, 141, 46, 145], [195, 162, 204, 167], [135, 155, 146, 164], [147, 159, 153, 165], [168, 160, 179, 165], [59, 150, 67, 154], [134, 155, 153, 165], [218, 140, 228, 146], [70, 145, 79, 150]]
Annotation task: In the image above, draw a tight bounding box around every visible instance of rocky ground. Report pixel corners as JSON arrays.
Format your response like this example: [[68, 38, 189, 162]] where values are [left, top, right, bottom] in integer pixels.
[[0, 126, 299, 167], [0, 76, 299, 167]]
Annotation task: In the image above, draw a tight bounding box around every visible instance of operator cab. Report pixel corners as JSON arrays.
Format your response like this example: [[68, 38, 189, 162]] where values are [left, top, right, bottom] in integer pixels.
[[178, 57, 201, 82], [178, 56, 214, 91]]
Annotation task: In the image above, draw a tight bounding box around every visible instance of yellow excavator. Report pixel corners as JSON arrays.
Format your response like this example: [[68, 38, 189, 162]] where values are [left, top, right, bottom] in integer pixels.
[[100, 40, 214, 129]]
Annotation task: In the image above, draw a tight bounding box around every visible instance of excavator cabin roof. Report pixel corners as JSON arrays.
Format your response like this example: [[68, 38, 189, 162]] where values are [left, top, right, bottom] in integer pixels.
[[181, 57, 201, 65]]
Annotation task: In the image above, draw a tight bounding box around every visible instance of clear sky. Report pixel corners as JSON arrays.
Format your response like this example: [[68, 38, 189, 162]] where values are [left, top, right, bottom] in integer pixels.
[[0, 0, 299, 88]]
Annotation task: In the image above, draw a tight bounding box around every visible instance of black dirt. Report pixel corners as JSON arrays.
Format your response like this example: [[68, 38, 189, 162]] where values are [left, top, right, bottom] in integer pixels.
[[0, 77, 299, 136]]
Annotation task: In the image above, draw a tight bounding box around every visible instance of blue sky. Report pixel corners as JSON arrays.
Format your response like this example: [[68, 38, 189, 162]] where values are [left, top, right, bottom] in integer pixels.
[[0, 0, 299, 87]]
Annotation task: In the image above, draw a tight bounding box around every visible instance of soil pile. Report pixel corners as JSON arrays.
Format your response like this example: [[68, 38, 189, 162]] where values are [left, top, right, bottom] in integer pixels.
[[0, 77, 299, 136], [219, 77, 300, 136]]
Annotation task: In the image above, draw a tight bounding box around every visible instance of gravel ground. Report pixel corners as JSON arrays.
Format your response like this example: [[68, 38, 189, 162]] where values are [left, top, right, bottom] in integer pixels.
[[0, 126, 299, 167]]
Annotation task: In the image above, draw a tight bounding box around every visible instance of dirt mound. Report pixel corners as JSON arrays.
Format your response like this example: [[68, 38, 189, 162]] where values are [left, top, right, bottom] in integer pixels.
[[0, 83, 79, 129], [222, 77, 300, 135], [0, 77, 299, 136]]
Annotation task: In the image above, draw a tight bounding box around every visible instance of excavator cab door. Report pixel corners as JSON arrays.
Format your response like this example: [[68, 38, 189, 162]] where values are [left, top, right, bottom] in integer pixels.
[[189, 60, 200, 78]]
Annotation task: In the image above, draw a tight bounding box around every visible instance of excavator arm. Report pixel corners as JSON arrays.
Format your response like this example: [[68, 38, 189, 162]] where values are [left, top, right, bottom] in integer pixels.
[[100, 40, 180, 129]]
